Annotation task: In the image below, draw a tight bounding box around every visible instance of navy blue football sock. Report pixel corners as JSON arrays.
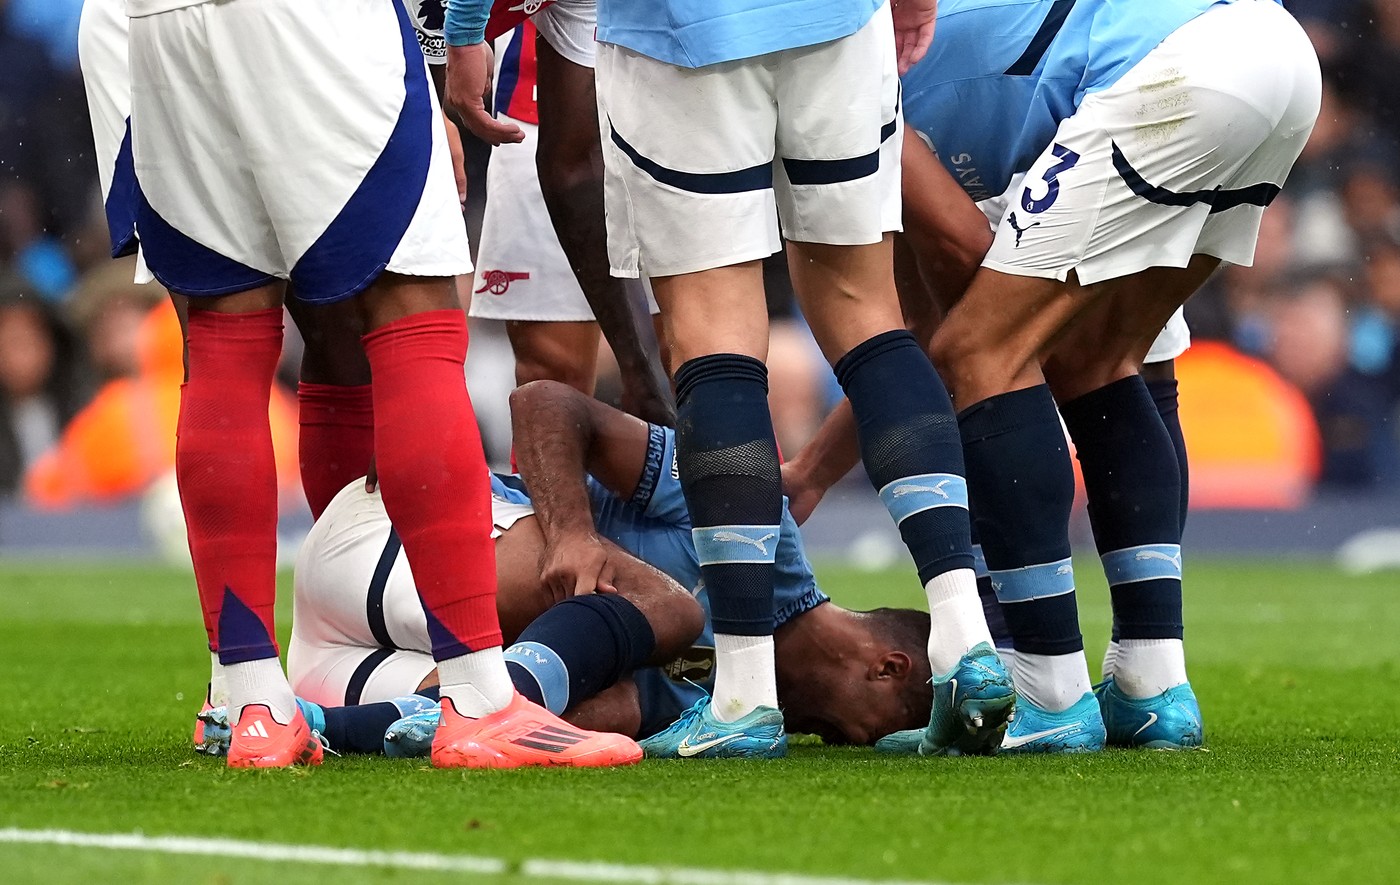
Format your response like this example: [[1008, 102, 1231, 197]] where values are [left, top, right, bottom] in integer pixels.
[[835, 330, 974, 584], [1146, 376, 1190, 536], [673, 354, 782, 636], [1061, 376, 1184, 642], [504, 594, 657, 715], [318, 694, 437, 754], [959, 384, 1082, 656], [972, 540, 1013, 652]]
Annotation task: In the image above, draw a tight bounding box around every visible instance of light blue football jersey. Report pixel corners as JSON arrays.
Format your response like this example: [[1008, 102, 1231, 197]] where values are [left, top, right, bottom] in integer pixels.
[[585, 425, 827, 736], [596, 0, 883, 68], [902, 0, 1281, 202]]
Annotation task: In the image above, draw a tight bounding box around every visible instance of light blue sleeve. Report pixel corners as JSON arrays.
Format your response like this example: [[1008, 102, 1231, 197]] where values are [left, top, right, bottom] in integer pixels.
[[444, 0, 492, 46]]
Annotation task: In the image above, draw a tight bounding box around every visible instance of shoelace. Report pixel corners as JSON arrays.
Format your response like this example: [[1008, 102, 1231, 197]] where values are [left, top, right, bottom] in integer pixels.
[[311, 730, 340, 757]]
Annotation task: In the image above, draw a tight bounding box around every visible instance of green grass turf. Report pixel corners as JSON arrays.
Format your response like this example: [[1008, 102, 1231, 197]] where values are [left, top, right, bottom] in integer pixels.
[[2, 558, 1398, 885]]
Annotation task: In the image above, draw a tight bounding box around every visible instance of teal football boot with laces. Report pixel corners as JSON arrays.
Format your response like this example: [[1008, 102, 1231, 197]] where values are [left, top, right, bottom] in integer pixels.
[[999, 691, 1106, 754], [639, 698, 786, 759], [919, 642, 1016, 756], [1096, 678, 1203, 749]]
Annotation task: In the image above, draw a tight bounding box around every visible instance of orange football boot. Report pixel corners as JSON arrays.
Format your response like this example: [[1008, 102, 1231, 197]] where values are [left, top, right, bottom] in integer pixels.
[[227, 704, 323, 769], [430, 692, 643, 769]]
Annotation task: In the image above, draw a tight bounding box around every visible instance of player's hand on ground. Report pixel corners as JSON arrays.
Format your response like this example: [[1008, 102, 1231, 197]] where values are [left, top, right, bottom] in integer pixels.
[[445, 42, 525, 147], [442, 111, 467, 208], [781, 460, 827, 526], [891, 0, 937, 74], [541, 533, 620, 600]]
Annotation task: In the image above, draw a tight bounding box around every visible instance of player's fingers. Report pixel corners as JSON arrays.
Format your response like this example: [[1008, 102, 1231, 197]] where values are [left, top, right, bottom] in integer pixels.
[[596, 562, 618, 595], [465, 110, 525, 147]]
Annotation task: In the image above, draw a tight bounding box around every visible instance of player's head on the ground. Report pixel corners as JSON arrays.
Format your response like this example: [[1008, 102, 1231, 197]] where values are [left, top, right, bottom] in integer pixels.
[[782, 606, 932, 746]]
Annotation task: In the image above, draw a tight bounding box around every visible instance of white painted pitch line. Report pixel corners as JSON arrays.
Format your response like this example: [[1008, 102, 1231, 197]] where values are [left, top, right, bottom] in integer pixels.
[[0, 828, 968, 885]]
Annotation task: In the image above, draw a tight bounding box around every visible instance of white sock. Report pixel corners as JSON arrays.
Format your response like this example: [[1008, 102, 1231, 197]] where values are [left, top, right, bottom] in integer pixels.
[[1101, 641, 1120, 683], [711, 634, 778, 722], [1014, 651, 1092, 713], [924, 568, 995, 675], [226, 657, 297, 725], [1114, 638, 1188, 698], [208, 652, 230, 708], [437, 646, 515, 718]]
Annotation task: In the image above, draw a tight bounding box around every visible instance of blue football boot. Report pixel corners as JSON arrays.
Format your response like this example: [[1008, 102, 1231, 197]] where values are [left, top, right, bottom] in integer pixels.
[[873, 728, 924, 755], [919, 642, 1016, 756], [639, 698, 786, 759], [383, 705, 441, 758], [1096, 678, 1203, 750], [999, 691, 1106, 754]]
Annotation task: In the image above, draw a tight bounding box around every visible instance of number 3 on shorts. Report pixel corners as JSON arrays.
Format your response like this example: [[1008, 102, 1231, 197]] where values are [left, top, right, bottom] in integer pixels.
[[1020, 143, 1081, 214]]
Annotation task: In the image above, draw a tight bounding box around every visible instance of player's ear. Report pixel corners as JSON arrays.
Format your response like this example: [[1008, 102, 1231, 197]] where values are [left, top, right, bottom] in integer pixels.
[[871, 650, 913, 682]]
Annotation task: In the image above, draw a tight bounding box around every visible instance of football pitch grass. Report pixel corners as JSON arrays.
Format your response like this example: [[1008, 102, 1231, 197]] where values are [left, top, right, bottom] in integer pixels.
[[2, 558, 1397, 884]]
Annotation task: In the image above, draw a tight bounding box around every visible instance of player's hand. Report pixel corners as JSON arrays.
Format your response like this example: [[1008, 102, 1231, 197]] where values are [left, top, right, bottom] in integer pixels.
[[443, 111, 467, 208], [891, 0, 937, 74], [444, 42, 525, 147], [365, 455, 378, 494], [781, 460, 826, 526], [540, 533, 620, 600]]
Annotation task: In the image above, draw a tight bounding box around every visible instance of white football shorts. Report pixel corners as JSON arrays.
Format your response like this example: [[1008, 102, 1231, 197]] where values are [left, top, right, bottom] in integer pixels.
[[976, 175, 1190, 365], [287, 480, 534, 707], [982, 0, 1321, 288], [596, 0, 902, 278], [408, 0, 597, 68], [79, 0, 156, 284], [471, 117, 658, 321], [127, 0, 472, 302]]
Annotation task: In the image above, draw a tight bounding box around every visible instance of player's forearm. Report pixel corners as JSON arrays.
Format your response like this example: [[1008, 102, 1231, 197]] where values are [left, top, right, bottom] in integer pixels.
[[789, 399, 861, 495], [444, 0, 492, 46], [510, 381, 603, 541]]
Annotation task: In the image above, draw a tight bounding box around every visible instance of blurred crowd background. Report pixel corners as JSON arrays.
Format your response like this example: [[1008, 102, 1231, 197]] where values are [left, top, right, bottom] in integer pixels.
[[2, 0, 1400, 522]]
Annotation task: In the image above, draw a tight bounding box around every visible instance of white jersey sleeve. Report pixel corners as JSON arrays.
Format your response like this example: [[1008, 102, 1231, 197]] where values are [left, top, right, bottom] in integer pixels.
[[403, 0, 448, 64]]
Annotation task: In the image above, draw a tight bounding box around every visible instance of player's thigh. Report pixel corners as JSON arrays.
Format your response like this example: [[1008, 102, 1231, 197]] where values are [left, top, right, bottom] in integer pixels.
[[931, 268, 1089, 409], [1042, 256, 1217, 402], [287, 296, 371, 387], [492, 514, 560, 643], [650, 262, 770, 367], [506, 320, 601, 392], [595, 43, 781, 279], [534, 0, 599, 186], [772, 0, 901, 249]]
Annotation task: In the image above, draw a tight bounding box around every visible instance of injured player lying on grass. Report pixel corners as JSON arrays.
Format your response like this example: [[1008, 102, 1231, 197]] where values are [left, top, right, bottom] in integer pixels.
[[200, 381, 936, 759]]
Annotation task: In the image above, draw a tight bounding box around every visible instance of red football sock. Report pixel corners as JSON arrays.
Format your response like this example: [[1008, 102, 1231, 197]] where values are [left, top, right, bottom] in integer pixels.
[[178, 308, 283, 663], [362, 310, 502, 659], [297, 382, 375, 519]]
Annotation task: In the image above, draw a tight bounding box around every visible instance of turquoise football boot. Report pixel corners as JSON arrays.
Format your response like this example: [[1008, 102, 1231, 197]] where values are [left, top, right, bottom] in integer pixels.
[[639, 698, 786, 759], [999, 691, 1106, 754], [919, 642, 1016, 756], [383, 705, 441, 758], [1096, 678, 1203, 749], [873, 728, 924, 755]]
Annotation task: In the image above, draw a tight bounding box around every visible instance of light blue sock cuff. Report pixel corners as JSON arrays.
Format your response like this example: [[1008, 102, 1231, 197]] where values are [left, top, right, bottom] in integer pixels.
[[505, 641, 571, 714], [445, 0, 492, 46]]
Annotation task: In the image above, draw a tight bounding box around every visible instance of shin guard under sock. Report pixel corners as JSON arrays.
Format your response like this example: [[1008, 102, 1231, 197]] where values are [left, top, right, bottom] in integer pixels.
[[179, 308, 283, 665]]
